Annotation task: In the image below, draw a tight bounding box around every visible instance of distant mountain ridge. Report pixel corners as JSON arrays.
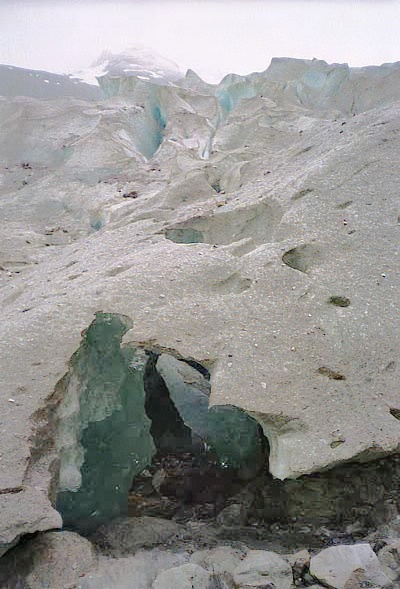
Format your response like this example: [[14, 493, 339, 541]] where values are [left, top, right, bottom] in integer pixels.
[[0, 48, 184, 100], [0, 64, 102, 100]]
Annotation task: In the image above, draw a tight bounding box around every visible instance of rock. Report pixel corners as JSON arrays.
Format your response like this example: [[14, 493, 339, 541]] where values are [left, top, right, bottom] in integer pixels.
[[156, 353, 210, 448], [286, 549, 311, 585], [289, 548, 311, 567], [377, 539, 400, 581], [154, 563, 211, 589], [216, 503, 248, 528], [207, 574, 236, 589], [190, 545, 246, 574], [368, 516, 400, 543], [0, 530, 96, 588], [92, 516, 183, 556], [310, 543, 391, 589], [233, 549, 293, 589], [342, 568, 381, 589], [80, 549, 188, 589], [0, 487, 62, 556], [122, 190, 138, 198]]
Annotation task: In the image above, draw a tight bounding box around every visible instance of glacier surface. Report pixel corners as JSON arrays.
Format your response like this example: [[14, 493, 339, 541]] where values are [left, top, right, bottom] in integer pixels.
[[0, 56, 400, 550]]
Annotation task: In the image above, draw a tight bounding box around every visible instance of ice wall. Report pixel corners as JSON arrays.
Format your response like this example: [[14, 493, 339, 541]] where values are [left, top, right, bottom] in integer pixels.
[[56, 313, 155, 533], [156, 354, 265, 479], [97, 76, 167, 158], [56, 339, 265, 535], [215, 73, 257, 114]]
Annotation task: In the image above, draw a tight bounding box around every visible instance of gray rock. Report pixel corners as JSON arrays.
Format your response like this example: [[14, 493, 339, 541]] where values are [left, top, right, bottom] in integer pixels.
[[207, 574, 236, 589], [285, 549, 311, 584], [367, 516, 400, 542], [80, 549, 188, 589], [377, 539, 400, 582], [216, 503, 248, 528], [233, 549, 293, 589], [0, 530, 96, 588], [0, 487, 62, 556], [190, 545, 246, 574], [92, 516, 183, 556], [310, 543, 391, 589], [154, 563, 211, 589]]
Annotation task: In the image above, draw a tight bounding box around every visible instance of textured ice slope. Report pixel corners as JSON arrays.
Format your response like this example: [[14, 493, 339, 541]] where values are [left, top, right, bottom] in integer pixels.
[[0, 57, 399, 551]]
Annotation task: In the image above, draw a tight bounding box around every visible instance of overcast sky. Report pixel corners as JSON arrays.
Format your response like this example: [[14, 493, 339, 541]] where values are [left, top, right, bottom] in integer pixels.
[[0, 0, 399, 83]]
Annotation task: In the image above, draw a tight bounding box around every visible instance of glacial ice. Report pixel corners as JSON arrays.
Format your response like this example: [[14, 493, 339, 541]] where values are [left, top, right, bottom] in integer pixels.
[[216, 74, 257, 114], [97, 76, 167, 158], [2, 55, 400, 549], [56, 313, 155, 532], [207, 405, 266, 479], [155, 354, 210, 450], [56, 335, 265, 535], [155, 354, 265, 479]]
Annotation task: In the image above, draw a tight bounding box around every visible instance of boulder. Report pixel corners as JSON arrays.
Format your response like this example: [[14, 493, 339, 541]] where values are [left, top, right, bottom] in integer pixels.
[[310, 543, 391, 589], [190, 545, 246, 574], [216, 503, 248, 528], [154, 563, 211, 589], [0, 487, 62, 556], [92, 516, 183, 556], [233, 549, 293, 588], [285, 549, 311, 585], [80, 549, 188, 589], [0, 530, 96, 588], [377, 539, 400, 582]]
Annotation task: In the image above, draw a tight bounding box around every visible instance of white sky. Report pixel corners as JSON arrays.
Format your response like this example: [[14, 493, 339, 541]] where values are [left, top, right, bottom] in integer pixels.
[[0, 0, 399, 83]]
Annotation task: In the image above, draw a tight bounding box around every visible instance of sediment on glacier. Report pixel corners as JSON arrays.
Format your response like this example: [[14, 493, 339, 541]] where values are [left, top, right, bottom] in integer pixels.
[[0, 57, 399, 557]]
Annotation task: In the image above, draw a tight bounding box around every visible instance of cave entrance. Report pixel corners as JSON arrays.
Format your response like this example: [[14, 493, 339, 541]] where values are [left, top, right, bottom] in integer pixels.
[[54, 314, 400, 545], [128, 349, 269, 522], [54, 313, 268, 534]]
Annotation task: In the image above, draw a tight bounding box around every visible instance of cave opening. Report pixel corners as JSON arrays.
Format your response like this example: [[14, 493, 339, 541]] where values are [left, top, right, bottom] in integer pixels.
[[125, 346, 400, 545], [54, 314, 269, 535], [129, 349, 269, 523], [53, 313, 400, 548]]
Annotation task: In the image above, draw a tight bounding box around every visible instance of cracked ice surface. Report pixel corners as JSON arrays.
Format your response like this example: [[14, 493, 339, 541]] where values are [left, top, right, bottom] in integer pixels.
[[1, 57, 400, 549]]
